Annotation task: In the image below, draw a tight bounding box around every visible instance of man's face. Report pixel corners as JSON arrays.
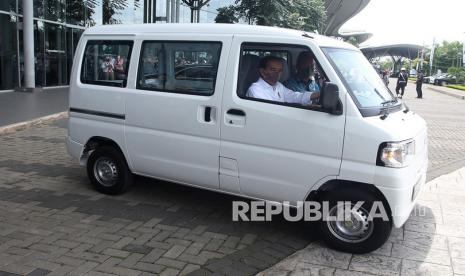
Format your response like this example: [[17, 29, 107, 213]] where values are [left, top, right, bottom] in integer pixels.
[[260, 60, 283, 86], [297, 56, 314, 78]]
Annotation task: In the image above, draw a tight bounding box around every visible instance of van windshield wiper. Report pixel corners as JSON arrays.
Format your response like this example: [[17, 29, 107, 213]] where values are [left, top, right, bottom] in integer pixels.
[[380, 99, 397, 120], [380, 99, 397, 105]]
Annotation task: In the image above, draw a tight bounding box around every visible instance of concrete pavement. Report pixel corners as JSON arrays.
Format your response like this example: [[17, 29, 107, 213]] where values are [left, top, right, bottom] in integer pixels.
[[0, 88, 68, 127]]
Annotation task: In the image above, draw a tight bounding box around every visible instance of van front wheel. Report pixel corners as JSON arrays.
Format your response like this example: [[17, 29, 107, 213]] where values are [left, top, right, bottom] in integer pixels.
[[319, 189, 392, 254], [87, 146, 133, 195]]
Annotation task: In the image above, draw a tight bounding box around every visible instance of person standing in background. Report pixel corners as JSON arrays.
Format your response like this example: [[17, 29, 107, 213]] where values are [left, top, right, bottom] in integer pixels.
[[395, 68, 408, 98], [416, 69, 424, 98]]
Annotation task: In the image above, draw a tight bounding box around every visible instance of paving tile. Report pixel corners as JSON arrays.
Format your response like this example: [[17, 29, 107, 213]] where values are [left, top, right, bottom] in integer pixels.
[[391, 243, 451, 266], [452, 258, 465, 275], [348, 255, 401, 276], [291, 242, 352, 269], [401, 259, 453, 276], [400, 231, 449, 251], [133, 262, 165, 274]]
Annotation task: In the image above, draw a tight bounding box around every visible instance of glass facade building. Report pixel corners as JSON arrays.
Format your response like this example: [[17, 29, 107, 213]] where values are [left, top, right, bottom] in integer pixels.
[[0, 0, 232, 91]]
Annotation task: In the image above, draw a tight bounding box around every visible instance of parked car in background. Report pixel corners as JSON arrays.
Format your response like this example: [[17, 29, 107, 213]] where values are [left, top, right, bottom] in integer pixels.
[[434, 73, 456, 86], [428, 73, 443, 84]]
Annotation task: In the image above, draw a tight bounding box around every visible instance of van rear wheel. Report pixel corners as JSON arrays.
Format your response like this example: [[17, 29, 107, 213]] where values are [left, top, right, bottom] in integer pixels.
[[319, 189, 392, 254], [87, 146, 133, 195]]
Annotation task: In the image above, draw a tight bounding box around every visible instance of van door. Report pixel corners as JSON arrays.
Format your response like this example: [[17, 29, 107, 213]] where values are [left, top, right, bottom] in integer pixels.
[[125, 35, 232, 189], [220, 36, 346, 202]]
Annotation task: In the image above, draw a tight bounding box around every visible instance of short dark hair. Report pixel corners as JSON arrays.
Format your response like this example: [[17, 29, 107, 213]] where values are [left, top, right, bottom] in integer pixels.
[[296, 51, 314, 67], [259, 56, 284, 69]]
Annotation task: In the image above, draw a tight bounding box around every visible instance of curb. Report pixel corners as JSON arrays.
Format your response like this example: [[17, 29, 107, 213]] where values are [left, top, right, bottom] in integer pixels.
[[0, 111, 68, 135], [428, 87, 465, 100]]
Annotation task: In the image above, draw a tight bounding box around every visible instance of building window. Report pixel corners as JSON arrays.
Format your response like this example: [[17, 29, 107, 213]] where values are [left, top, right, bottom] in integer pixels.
[[81, 40, 133, 87], [0, 0, 16, 13], [0, 13, 19, 90], [137, 41, 222, 96]]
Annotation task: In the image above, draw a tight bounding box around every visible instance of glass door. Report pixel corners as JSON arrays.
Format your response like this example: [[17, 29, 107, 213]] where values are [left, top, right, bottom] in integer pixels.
[[44, 22, 66, 86]]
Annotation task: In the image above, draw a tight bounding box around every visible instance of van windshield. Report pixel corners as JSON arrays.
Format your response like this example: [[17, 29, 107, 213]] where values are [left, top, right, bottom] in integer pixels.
[[322, 47, 397, 108]]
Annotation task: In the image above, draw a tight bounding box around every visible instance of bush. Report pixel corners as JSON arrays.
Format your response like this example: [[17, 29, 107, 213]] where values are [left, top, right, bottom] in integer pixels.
[[447, 67, 465, 84], [446, 84, 465, 91]]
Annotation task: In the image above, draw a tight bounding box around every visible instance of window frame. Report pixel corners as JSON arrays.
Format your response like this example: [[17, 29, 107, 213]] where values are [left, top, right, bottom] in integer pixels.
[[80, 40, 134, 88], [136, 40, 223, 96], [237, 42, 330, 112]]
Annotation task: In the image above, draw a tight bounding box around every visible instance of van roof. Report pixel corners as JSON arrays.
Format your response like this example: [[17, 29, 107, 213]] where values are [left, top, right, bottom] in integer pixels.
[[83, 23, 356, 50]]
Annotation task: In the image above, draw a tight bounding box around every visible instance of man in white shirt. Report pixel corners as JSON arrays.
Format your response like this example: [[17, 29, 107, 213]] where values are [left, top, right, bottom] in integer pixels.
[[246, 56, 320, 105]]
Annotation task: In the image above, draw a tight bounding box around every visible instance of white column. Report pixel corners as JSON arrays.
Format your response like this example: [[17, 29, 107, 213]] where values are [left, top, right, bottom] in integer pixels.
[[170, 0, 176, 22], [23, 0, 35, 88], [166, 0, 171, 23], [175, 0, 180, 22]]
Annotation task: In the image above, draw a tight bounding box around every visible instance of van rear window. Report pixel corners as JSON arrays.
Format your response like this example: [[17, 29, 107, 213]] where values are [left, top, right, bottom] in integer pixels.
[[137, 41, 222, 96], [80, 40, 133, 87]]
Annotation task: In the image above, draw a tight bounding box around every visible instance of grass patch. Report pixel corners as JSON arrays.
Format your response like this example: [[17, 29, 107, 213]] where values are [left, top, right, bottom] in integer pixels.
[[446, 84, 465, 91]]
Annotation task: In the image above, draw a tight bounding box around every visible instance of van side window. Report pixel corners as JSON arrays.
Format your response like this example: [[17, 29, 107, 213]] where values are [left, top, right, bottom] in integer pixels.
[[137, 41, 222, 96], [237, 43, 328, 109], [81, 41, 133, 88]]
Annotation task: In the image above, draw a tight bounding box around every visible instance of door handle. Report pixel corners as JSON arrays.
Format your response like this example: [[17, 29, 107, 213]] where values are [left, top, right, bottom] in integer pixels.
[[205, 106, 212, 122], [226, 109, 246, 116], [198, 105, 216, 124]]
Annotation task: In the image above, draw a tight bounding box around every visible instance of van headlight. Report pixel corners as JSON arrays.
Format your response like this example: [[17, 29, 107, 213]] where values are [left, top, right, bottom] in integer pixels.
[[377, 140, 415, 168]]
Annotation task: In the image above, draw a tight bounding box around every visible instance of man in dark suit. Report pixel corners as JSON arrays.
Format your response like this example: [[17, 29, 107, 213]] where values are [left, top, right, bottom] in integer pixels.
[[416, 69, 424, 98], [395, 68, 408, 98]]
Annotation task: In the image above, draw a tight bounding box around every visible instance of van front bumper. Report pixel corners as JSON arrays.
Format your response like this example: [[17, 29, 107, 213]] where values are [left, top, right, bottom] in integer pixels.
[[374, 156, 428, 228]]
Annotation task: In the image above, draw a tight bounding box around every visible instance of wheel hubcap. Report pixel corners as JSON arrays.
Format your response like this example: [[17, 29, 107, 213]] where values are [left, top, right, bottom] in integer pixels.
[[93, 157, 118, 187], [326, 204, 374, 243]]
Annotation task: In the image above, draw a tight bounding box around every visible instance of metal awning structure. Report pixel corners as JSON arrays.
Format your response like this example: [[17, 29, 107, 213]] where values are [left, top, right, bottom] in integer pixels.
[[339, 29, 373, 44], [360, 44, 422, 60], [324, 0, 370, 36]]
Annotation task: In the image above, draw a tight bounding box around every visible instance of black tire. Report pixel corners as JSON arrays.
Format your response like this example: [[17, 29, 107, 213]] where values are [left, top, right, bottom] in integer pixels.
[[87, 146, 134, 195], [318, 188, 392, 254]]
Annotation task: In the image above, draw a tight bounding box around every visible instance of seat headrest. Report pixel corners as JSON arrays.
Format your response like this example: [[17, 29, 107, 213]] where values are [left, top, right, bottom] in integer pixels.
[[238, 54, 260, 97]]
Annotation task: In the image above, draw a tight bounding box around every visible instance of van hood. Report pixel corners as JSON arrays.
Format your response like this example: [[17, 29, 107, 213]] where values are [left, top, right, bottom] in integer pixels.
[[365, 108, 427, 155]]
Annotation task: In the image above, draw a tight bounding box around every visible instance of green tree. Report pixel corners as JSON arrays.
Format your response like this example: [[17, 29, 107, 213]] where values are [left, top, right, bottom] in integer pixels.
[[379, 59, 394, 71], [232, 0, 326, 32], [103, 0, 128, 24], [448, 67, 465, 84], [215, 6, 238, 23], [345, 37, 359, 48], [293, 0, 326, 33], [431, 41, 463, 74], [66, 0, 98, 26]]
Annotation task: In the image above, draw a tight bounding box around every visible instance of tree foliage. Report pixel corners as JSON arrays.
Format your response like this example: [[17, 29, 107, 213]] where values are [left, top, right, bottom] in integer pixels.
[[431, 41, 463, 73], [215, 6, 238, 23], [103, 0, 128, 24], [215, 0, 326, 33]]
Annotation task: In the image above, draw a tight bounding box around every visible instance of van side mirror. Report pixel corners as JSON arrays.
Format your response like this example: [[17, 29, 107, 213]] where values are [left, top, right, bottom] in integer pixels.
[[321, 82, 343, 115]]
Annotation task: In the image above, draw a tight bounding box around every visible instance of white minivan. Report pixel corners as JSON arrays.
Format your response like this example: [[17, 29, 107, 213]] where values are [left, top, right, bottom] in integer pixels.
[[67, 24, 428, 254]]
